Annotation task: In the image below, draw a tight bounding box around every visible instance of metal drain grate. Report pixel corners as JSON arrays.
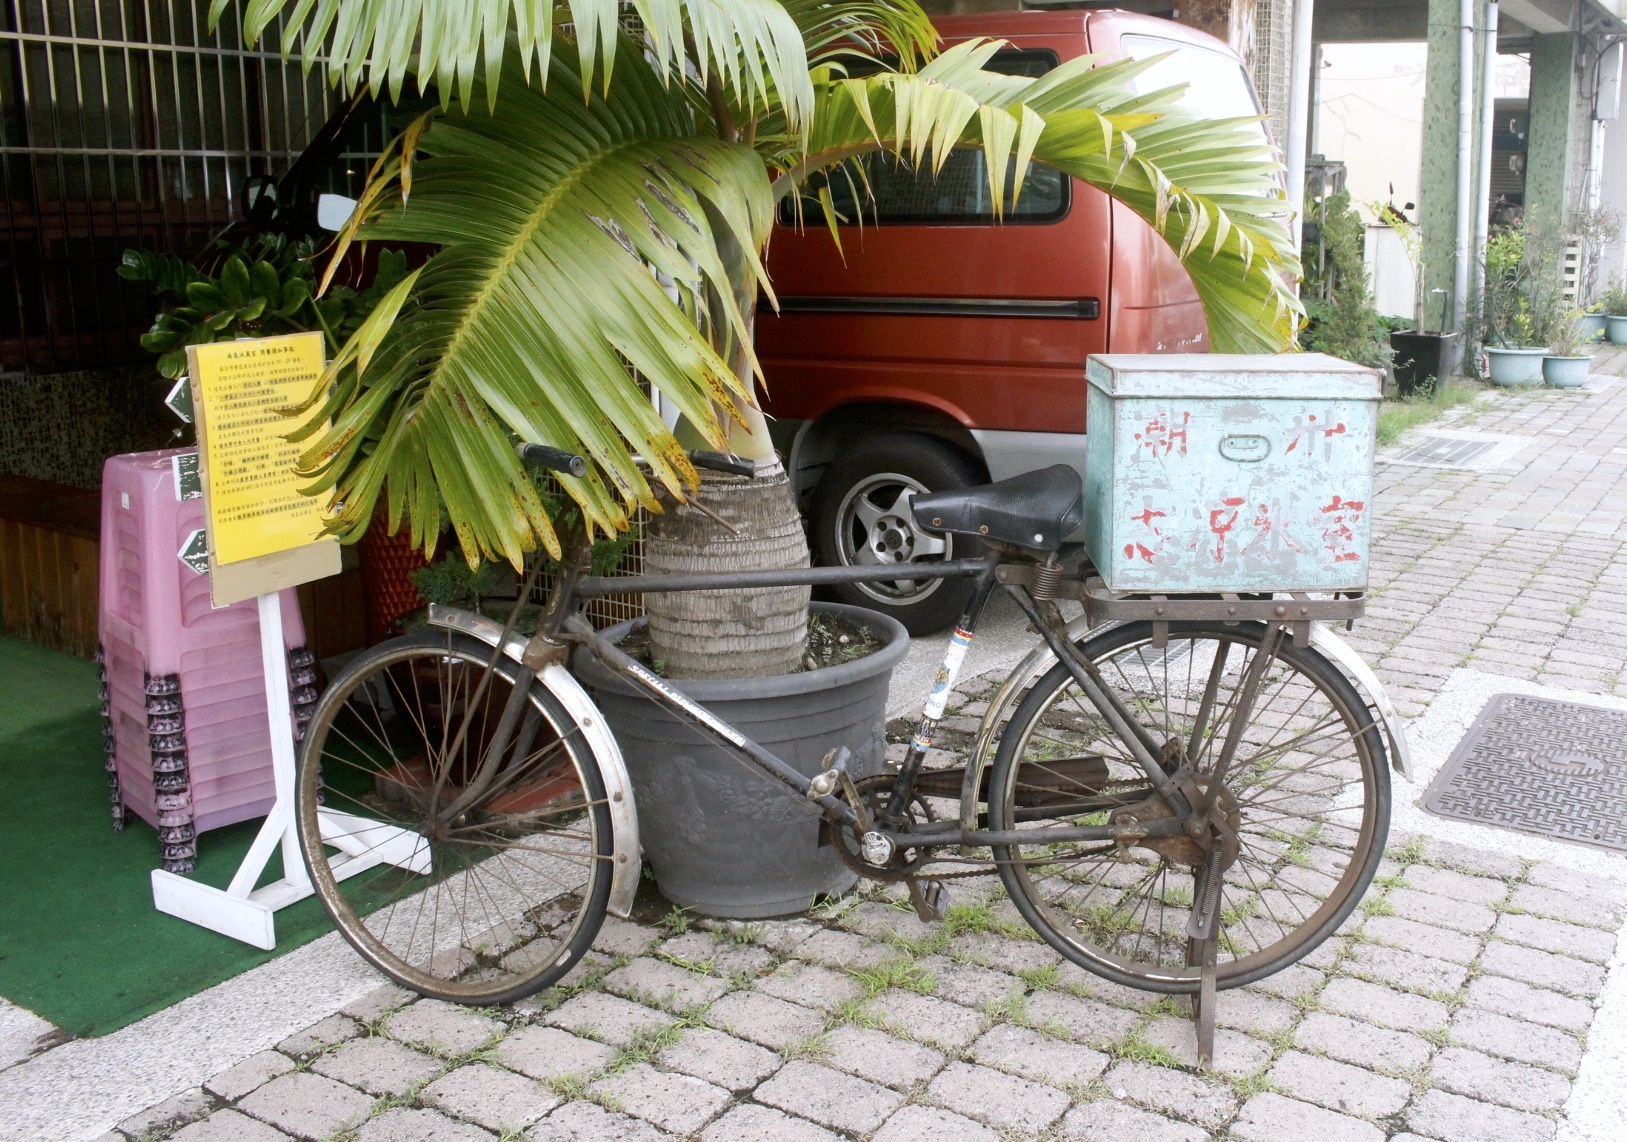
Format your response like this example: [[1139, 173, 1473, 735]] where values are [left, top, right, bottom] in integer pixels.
[[1424, 694, 1627, 852], [1394, 436, 1501, 467]]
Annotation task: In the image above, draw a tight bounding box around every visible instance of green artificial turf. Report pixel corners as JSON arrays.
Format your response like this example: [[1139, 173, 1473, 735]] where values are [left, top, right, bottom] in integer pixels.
[[0, 635, 340, 1037]]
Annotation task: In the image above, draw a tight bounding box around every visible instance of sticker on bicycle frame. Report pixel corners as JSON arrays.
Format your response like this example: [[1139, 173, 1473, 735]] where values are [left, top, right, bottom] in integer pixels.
[[922, 627, 974, 721]]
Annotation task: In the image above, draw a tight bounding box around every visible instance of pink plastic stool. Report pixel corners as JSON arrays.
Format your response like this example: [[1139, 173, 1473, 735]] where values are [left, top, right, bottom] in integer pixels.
[[98, 449, 319, 872]]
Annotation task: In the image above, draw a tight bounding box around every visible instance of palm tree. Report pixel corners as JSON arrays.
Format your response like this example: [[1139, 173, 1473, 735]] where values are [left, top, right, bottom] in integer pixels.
[[241, 0, 1301, 677]]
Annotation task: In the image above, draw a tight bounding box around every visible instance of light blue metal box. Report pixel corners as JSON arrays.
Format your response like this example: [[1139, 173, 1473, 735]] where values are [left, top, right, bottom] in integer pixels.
[[1084, 354, 1382, 593]]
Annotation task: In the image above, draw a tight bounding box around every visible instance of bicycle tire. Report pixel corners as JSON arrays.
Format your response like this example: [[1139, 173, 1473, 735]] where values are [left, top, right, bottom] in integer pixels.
[[988, 620, 1389, 993], [295, 629, 615, 1004]]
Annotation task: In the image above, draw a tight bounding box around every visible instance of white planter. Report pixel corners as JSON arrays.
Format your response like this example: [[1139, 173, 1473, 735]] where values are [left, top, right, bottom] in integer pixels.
[[1542, 355, 1591, 388], [1485, 346, 1548, 387]]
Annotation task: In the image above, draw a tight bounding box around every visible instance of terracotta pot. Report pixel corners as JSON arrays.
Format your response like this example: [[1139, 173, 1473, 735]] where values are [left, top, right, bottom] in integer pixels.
[[357, 513, 433, 644]]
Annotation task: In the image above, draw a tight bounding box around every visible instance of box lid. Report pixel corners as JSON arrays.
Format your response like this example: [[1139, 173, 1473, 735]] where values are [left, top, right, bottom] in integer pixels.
[[1086, 353, 1383, 400]]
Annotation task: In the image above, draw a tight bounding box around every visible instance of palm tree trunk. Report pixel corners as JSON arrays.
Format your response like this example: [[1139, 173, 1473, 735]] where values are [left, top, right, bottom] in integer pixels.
[[643, 179, 812, 680]]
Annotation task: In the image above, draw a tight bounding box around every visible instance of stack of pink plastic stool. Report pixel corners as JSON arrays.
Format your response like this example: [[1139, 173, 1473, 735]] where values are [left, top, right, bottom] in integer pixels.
[[97, 448, 319, 872]]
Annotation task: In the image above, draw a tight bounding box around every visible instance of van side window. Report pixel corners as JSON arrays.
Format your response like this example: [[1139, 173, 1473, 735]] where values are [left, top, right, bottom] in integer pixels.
[[780, 50, 1067, 227]]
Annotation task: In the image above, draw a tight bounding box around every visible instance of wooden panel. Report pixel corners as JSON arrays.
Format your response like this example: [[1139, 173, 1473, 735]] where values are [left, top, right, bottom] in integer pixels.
[[0, 516, 100, 657], [296, 565, 370, 662]]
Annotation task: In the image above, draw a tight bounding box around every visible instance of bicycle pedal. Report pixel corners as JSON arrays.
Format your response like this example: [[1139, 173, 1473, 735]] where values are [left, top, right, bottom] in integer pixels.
[[907, 877, 949, 923]]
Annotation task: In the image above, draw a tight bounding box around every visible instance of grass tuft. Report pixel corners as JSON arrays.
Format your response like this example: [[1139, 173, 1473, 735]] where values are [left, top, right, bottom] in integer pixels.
[[1375, 380, 1480, 446]]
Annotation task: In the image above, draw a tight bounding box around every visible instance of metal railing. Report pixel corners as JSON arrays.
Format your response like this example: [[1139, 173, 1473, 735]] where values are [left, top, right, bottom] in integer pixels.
[[1, 0, 334, 375]]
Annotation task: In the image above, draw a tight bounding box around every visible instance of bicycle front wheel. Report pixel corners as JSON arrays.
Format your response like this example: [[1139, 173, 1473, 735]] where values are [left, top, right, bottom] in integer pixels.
[[989, 620, 1388, 992], [296, 630, 614, 1004]]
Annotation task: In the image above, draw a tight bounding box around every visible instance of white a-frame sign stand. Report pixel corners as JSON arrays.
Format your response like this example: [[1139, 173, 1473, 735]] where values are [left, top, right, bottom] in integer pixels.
[[150, 333, 428, 950]]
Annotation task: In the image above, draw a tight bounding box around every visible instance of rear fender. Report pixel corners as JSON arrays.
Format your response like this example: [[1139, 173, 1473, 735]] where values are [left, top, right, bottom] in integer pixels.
[[426, 606, 641, 919]]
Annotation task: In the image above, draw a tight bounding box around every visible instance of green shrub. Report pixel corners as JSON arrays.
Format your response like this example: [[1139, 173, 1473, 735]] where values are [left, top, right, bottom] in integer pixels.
[[1301, 192, 1393, 369]]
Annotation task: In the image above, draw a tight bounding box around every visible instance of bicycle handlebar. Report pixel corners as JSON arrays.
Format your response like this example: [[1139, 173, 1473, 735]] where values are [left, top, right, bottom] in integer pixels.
[[516, 442, 587, 478]]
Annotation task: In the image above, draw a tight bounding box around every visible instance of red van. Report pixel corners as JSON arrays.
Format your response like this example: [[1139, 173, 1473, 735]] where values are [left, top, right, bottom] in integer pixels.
[[758, 10, 1270, 632]]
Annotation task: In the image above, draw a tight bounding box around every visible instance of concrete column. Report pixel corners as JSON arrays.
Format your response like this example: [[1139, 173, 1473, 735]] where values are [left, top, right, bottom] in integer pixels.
[[1420, 0, 1490, 333], [1525, 32, 1580, 233]]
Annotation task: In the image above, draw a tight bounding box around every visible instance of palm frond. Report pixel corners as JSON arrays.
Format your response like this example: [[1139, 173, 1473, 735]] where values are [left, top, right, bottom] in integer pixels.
[[223, 0, 814, 123], [296, 44, 774, 565]]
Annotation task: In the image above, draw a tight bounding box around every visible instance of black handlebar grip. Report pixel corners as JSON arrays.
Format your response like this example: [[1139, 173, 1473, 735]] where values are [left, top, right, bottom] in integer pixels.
[[516, 442, 587, 478], [687, 449, 757, 477]]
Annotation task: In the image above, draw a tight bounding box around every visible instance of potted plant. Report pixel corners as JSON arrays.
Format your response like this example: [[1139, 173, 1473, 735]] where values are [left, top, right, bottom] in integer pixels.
[[1572, 205, 1621, 343], [1599, 277, 1627, 345], [1374, 206, 1456, 394], [1543, 311, 1593, 388], [217, 0, 1301, 912], [1301, 192, 1395, 377], [1482, 225, 1552, 386]]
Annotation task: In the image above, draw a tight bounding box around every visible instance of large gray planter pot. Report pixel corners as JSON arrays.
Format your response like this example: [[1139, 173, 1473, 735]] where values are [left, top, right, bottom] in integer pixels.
[[1485, 346, 1548, 387], [1577, 313, 1608, 343], [1543, 355, 1591, 388], [1609, 315, 1627, 345], [577, 601, 910, 918]]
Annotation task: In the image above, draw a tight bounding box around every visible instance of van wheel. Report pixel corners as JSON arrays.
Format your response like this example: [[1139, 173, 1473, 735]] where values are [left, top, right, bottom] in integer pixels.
[[811, 434, 982, 636]]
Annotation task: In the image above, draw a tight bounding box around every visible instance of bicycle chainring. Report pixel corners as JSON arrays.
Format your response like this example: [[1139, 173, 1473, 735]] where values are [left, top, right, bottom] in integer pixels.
[[833, 774, 938, 883]]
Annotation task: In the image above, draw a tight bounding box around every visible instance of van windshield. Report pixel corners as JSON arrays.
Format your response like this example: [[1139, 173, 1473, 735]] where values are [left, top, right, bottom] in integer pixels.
[[1119, 34, 1269, 142]]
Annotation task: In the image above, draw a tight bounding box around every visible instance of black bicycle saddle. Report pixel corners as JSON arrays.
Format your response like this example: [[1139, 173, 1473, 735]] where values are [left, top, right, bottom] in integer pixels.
[[911, 465, 1084, 552]]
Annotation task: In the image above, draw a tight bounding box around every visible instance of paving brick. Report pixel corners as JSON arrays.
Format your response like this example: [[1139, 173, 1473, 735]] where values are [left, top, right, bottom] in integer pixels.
[[1026, 990, 1142, 1049], [819, 1025, 944, 1090], [1450, 1008, 1584, 1074], [1510, 883, 1624, 929], [237, 1072, 375, 1141], [1212, 987, 1298, 1034], [1493, 913, 1617, 965], [1319, 977, 1450, 1032], [604, 957, 731, 1012], [745, 918, 821, 952], [658, 932, 774, 977], [341, 985, 416, 1024], [1406, 1088, 1557, 1142], [422, 1063, 559, 1131], [526, 1101, 673, 1141], [590, 1063, 730, 1134], [493, 1026, 616, 1082], [204, 1051, 294, 1102], [870, 989, 985, 1049], [1294, 1012, 1434, 1074], [657, 1026, 781, 1092], [793, 929, 892, 970], [915, 956, 1019, 1009], [968, 1023, 1109, 1087], [311, 1037, 441, 1097], [545, 992, 672, 1047], [700, 1104, 839, 1142], [1479, 940, 1608, 998], [1464, 974, 1594, 1032], [170, 1110, 292, 1142], [1103, 1061, 1236, 1129], [592, 916, 662, 957], [705, 990, 824, 1050], [1403, 865, 1511, 905], [842, 901, 940, 944], [923, 1060, 1070, 1132], [950, 932, 1063, 972], [1523, 863, 1627, 911], [1229, 1092, 1384, 1142], [1431, 1047, 1571, 1113], [753, 961, 863, 1012], [275, 1013, 360, 1058], [1386, 887, 1498, 933], [754, 1060, 905, 1134], [117, 1088, 211, 1138], [387, 1000, 503, 1056], [1345, 942, 1468, 996], [1059, 1099, 1208, 1142], [1267, 1049, 1410, 1117], [1246, 962, 1324, 1000], [872, 1105, 1000, 1142], [355, 1107, 494, 1141], [1361, 913, 1485, 963], [1140, 1015, 1272, 1077]]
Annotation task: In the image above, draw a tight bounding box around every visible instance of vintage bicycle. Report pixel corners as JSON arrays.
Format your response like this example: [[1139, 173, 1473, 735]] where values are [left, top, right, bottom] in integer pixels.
[[293, 443, 1409, 1058]]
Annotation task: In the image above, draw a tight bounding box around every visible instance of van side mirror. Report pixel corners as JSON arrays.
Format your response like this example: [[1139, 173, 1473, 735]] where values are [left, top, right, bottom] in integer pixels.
[[240, 174, 279, 225]]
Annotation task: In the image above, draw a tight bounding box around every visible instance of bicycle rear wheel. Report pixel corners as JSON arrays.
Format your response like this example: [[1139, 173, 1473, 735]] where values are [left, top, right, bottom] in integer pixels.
[[988, 620, 1388, 992], [296, 629, 614, 1004]]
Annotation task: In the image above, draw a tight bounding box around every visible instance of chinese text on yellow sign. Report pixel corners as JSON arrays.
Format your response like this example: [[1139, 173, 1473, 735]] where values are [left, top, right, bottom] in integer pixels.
[[190, 331, 329, 565]]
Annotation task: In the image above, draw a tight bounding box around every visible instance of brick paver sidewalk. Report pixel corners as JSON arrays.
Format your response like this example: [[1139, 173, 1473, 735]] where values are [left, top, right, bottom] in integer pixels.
[[86, 359, 1627, 1141]]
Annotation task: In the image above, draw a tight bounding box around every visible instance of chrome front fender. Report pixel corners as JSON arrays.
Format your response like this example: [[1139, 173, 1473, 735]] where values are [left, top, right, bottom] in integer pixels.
[[959, 615, 1413, 841], [426, 605, 641, 918]]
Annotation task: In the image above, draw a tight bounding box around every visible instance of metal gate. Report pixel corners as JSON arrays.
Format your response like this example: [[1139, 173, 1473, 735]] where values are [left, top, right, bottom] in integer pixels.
[[1, 0, 333, 375]]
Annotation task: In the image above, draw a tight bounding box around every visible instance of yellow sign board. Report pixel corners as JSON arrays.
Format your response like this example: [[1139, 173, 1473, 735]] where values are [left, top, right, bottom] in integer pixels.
[[188, 332, 330, 564]]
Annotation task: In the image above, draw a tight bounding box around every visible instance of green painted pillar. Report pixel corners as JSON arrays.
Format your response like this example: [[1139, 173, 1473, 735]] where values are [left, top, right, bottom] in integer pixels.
[[1419, 0, 1489, 335], [1525, 33, 1578, 234]]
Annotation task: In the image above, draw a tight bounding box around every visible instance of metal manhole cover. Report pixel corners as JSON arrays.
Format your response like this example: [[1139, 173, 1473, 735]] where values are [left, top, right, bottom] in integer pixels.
[[1388, 430, 1531, 471], [1423, 694, 1627, 851]]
